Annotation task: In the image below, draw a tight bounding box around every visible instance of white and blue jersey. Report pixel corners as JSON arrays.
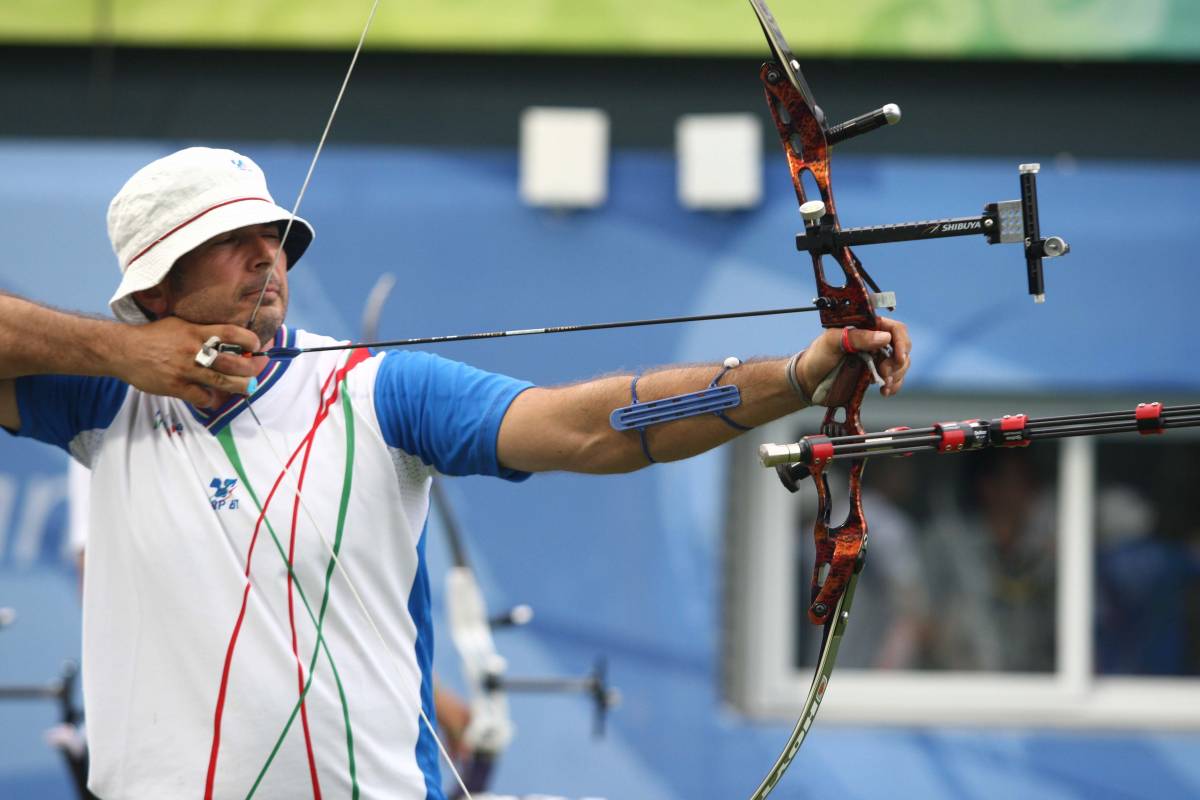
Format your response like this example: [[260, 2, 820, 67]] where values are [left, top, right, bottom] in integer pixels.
[[10, 325, 532, 800]]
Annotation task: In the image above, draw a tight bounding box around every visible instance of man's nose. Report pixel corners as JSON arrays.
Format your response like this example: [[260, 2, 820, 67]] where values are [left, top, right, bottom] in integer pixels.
[[249, 232, 281, 267]]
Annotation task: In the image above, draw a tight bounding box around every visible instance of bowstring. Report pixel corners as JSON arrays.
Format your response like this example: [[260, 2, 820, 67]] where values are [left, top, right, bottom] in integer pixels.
[[245, 0, 379, 333], [235, 1, 476, 795]]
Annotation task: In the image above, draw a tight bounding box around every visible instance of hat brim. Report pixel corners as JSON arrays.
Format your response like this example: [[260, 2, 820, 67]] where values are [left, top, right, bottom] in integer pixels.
[[109, 199, 314, 324]]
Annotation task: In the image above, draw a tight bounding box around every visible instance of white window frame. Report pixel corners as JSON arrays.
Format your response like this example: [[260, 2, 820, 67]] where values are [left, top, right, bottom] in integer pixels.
[[723, 392, 1200, 731]]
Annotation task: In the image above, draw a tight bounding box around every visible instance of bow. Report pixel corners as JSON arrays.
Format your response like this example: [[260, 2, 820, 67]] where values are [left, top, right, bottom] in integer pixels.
[[744, 1, 1069, 797]]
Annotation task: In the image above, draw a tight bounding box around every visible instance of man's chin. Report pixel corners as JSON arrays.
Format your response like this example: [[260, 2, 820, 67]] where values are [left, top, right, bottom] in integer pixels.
[[232, 293, 283, 341], [249, 310, 284, 348]]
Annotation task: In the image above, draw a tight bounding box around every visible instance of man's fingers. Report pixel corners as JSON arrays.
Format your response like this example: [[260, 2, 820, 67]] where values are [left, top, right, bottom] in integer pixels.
[[179, 382, 217, 408], [210, 351, 267, 377], [843, 327, 892, 354], [192, 325, 266, 397], [871, 317, 912, 396], [875, 317, 912, 365], [118, 317, 265, 405], [207, 324, 262, 354], [190, 365, 253, 397], [812, 321, 912, 399]]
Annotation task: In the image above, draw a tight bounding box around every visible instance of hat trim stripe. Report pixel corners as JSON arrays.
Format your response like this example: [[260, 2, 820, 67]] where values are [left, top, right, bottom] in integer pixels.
[[126, 196, 274, 267]]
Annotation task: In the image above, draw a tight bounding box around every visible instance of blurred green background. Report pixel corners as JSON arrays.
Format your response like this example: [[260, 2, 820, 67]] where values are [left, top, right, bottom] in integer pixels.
[[3, 0, 1200, 59]]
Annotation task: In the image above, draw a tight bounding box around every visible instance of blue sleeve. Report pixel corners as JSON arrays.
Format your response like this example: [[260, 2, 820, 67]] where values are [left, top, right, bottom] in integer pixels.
[[374, 351, 534, 481], [7, 374, 128, 454]]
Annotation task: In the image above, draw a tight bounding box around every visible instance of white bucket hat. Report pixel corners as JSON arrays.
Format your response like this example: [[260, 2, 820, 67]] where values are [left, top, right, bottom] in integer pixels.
[[106, 147, 314, 324]]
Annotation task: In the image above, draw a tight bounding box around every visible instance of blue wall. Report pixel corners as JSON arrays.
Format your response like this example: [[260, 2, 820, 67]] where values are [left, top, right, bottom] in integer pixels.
[[1, 140, 1198, 799]]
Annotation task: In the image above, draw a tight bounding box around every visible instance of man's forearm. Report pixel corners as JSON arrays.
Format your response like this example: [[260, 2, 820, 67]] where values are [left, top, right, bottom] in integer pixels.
[[0, 293, 131, 380], [498, 357, 811, 474], [500, 321, 909, 475], [596, 358, 806, 467]]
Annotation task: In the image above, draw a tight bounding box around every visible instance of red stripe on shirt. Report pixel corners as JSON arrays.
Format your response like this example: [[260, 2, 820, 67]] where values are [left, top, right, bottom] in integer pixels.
[[205, 348, 372, 799]]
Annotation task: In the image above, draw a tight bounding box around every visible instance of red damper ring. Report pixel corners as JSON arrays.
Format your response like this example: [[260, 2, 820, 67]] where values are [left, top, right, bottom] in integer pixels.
[[1135, 402, 1164, 435]]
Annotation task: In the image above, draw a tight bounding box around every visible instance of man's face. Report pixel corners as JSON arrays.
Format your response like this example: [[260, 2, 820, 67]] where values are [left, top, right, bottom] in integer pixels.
[[146, 222, 290, 345]]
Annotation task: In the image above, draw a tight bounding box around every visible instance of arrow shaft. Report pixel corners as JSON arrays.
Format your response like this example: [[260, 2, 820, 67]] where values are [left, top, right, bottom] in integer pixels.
[[256, 304, 821, 358]]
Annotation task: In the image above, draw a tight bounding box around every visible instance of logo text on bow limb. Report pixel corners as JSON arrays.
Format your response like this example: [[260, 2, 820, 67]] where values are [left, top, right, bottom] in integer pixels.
[[208, 477, 239, 511]]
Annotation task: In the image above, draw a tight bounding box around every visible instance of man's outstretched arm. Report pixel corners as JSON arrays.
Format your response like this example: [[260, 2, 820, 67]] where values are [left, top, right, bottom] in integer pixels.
[[0, 292, 264, 430], [497, 318, 911, 475]]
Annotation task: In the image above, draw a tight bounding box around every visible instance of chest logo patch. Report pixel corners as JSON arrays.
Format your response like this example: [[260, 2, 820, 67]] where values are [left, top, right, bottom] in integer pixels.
[[208, 477, 240, 511]]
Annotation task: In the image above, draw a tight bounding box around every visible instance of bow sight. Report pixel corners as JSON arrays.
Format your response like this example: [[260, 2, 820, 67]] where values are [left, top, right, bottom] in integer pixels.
[[794, 163, 1071, 304]]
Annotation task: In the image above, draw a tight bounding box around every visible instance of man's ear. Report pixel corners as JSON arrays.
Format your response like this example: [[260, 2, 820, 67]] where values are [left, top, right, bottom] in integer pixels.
[[130, 284, 169, 320]]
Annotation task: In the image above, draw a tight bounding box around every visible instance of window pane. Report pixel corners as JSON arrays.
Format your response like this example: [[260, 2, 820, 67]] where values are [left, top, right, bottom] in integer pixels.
[[1094, 439, 1200, 677], [789, 448, 1058, 673]]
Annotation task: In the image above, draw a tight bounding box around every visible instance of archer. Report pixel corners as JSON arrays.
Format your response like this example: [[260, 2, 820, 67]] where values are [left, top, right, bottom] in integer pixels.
[[0, 146, 910, 799]]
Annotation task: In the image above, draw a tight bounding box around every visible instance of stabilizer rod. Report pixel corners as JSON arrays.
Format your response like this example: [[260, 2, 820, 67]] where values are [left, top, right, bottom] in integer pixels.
[[760, 402, 1199, 476]]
